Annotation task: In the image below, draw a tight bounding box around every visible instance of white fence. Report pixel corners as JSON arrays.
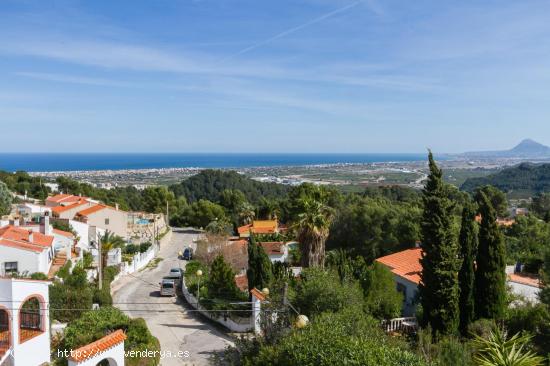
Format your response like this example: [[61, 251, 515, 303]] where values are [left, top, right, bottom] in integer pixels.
[[181, 278, 254, 333], [119, 244, 158, 275], [381, 317, 417, 334]]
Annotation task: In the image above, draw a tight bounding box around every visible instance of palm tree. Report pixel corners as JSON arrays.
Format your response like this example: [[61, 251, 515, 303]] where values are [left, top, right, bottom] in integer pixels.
[[99, 230, 125, 268], [294, 197, 334, 268], [472, 328, 545, 366], [237, 202, 256, 225], [258, 197, 280, 220]]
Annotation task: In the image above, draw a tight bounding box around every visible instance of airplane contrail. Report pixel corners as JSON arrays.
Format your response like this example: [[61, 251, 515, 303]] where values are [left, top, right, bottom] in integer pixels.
[[219, 0, 364, 63]]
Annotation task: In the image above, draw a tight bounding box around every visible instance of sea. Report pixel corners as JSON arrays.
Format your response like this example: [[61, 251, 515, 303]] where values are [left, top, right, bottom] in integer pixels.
[[0, 153, 428, 172]]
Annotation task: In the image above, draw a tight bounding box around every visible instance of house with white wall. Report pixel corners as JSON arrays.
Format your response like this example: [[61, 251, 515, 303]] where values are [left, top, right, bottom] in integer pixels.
[[376, 247, 544, 317], [259, 242, 289, 263], [75, 204, 128, 239], [16, 203, 51, 220], [0, 277, 51, 366], [46, 194, 90, 208], [0, 225, 55, 276], [66, 330, 127, 366], [52, 199, 94, 220]]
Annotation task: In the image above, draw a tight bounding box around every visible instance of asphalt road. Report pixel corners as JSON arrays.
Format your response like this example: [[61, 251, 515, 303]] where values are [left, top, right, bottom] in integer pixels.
[[112, 229, 234, 366]]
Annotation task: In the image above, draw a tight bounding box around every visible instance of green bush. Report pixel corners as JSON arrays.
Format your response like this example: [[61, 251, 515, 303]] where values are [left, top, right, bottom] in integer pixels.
[[93, 288, 113, 306], [291, 268, 365, 318], [30, 272, 48, 280], [57, 307, 160, 366], [233, 309, 427, 366], [505, 303, 550, 355]]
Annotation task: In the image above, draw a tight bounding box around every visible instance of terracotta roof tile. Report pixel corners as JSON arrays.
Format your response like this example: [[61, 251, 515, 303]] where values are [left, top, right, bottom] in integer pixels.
[[51, 200, 89, 214], [375, 248, 423, 285], [0, 225, 54, 249], [259, 242, 284, 255], [77, 204, 109, 217], [250, 288, 266, 301], [237, 224, 252, 234], [68, 330, 127, 362], [53, 228, 74, 238], [47, 194, 88, 204]]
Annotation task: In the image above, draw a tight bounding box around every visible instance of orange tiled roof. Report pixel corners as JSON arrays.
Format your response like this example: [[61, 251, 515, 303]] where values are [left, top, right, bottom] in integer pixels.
[[0, 225, 54, 252], [508, 273, 542, 288], [235, 274, 248, 291], [68, 330, 127, 362], [237, 224, 252, 234], [51, 199, 89, 214], [77, 204, 109, 217], [375, 248, 423, 285], [260, 242, 284, 255], [47, 194, 87, 204], [53, 228, 74, 238], [250, 288, 266, 301]]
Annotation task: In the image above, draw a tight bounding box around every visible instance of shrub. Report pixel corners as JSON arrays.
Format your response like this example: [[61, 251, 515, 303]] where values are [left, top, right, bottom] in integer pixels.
[[233, 309, 427, 366], [30, 272, 48, 280], [361, 262, 404, 319], [93, 288, 113, 306], [291, 268, 364, 318], [57, 307, 160, 366]]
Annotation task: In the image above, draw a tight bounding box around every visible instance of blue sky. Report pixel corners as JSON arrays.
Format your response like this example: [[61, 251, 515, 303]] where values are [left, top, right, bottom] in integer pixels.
[[1, 0, 549, 153]]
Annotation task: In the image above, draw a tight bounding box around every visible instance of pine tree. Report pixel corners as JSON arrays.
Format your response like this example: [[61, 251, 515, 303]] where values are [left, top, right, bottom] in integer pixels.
[[541, 251, 550, 306], [208, 254, 239, 299], [458, 202, 478, 335], [419, 151, 461, 337], [247, 234, 273, 292], [475, 191, 507, 320]]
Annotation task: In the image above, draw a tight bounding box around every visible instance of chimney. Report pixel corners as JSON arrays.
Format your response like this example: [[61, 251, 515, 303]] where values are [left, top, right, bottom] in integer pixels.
[[44, 212, 51, 236], [115, 203, 119, 211], [28, 230, 34, 243]]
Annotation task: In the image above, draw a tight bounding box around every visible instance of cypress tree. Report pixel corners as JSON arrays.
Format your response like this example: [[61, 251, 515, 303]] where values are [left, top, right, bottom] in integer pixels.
[[247, 234, 273, 292], [209, 254, 239, 299], [419, 151, 461, 337], [458, 202, 478, 335], [475, 191, 507, 320]]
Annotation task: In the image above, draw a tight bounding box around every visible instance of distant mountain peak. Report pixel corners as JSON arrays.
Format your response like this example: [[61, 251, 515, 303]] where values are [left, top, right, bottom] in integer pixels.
[[511, 139, 549, 152], [463, 139, 550, 158]]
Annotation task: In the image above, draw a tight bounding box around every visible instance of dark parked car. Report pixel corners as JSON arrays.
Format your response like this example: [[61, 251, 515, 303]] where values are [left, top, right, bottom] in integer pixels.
[[183, 247, 193, 260]]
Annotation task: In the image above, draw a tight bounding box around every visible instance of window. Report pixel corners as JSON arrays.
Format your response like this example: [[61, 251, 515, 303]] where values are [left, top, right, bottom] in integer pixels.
[[4, 262, 18, 274], [105, 218, 110, 225]]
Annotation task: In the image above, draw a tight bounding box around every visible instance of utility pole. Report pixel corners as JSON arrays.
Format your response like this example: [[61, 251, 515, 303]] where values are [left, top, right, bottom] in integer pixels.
[[98, 233, 103, 290], [166, 201, 169, 224]]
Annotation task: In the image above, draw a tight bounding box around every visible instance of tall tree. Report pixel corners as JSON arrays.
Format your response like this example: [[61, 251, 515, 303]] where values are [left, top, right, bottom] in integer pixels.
[[246, 235, 273, 292], [475, 191, 507, 320], [208, 254, 239, 299], [419, 151, 461, 336], [0, 181, 13, 216], [539, 250, 550, 306], [458, 202, 478, 335], [294, 197, 334, 268]]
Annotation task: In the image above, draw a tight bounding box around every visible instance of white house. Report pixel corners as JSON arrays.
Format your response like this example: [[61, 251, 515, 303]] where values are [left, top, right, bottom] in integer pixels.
[[0, 277, 51, 366], [376, 247, 544, 317], [507, 273, 543, 303], [375, 248, 422, 316], [0, 225, 55, 276], [259, 242, 289, 263], [66, 330, 127, 366], [75, 204, 128, 239], [16, 203, 51, 220]]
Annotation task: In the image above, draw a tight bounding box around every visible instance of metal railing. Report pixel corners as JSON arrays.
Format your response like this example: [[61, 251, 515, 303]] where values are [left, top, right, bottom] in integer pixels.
[[381, 317, 417, 334]]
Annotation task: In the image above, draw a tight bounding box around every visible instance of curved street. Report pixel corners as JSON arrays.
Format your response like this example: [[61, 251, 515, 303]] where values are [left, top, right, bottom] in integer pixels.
[[112, 229, 234, 365]]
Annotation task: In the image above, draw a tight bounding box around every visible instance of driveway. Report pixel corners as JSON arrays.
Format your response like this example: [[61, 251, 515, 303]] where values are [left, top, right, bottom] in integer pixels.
[[112, 228, 234, 365]]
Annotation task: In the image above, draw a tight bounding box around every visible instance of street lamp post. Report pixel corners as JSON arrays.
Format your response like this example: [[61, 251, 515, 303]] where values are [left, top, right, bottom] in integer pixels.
[[196, 269, 203, 308]]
